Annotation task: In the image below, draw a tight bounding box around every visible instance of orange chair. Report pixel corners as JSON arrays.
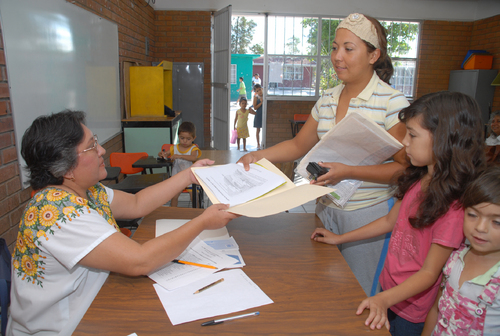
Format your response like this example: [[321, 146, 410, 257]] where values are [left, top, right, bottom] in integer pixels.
[[109, 152, 148, 176], [161, 143, 173, 155]]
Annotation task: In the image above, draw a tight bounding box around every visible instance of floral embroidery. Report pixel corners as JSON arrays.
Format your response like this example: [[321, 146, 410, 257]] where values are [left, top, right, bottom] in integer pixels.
[[12, 183, 119, 287]]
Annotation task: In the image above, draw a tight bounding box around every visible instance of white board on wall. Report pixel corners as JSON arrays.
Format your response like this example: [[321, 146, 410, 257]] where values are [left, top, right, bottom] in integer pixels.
[[0, 0, 121, 187]]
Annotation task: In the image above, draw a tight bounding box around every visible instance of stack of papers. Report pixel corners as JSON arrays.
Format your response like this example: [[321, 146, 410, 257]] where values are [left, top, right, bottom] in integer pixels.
[[296, 112, 403, 208], [149, 219, 273, 325]]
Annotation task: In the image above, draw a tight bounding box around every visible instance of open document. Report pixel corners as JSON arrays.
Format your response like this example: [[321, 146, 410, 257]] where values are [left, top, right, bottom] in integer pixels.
[[192, 159, 332, 217], [296, 112, 403, 208]]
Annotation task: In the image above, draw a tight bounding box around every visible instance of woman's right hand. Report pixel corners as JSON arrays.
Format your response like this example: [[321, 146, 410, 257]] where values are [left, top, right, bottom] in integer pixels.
[[199, 204, 239, 230], [237, 152, 258, 171], [310, 228, 343, 245]]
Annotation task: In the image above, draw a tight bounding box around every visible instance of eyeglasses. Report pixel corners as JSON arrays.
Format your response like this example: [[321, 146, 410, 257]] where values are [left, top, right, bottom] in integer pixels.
[[79, 134, 99, 155]]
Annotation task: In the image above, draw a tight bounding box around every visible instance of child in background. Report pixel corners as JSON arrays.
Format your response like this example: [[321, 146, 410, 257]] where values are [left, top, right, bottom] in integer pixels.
[[236, 76, 246, 105], [158, 121, 201, 207], [422, 166, 500, 336], [233, 97, 255, 152], [311, 91, 486, 335], [253, 84, 263, 149]]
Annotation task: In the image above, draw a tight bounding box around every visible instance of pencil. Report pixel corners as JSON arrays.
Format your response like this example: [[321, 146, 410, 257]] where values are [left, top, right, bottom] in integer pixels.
[[172, 259, 217, 269], [194, 278, 224, 294]]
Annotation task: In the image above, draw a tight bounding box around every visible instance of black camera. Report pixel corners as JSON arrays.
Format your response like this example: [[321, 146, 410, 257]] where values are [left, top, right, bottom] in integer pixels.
[[306, 162, 329, 180]]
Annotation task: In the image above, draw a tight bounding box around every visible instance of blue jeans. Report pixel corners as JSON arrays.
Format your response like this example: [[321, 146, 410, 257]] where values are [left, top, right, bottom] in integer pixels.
[[388, 309, 424, 336]]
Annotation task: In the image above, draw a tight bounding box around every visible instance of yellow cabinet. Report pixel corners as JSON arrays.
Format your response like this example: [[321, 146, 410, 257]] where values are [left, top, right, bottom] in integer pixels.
[[130, 61, 173, 116]]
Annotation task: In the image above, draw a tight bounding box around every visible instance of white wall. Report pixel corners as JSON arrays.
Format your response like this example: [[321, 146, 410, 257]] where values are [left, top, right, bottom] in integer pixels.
[[153, 0, 500, 21]]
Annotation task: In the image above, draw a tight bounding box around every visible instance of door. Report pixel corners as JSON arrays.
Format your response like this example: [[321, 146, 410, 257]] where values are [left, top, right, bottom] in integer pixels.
[[172, 62, 204, 147], [211, 5, 231, 149]]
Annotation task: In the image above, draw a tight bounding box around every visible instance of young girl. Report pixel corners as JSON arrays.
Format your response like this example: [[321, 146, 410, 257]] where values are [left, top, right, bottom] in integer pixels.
[[233, 97, 255, 151], [422, 166, 500, 336], [311, 91, 486, 335]]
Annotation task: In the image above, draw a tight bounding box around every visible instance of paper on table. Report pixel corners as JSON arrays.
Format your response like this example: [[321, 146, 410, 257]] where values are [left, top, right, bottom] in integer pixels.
[[153, 269, 273, 325], [156, 219, 229, 241], [192, 158, 332, 217], [156, 220, 244, 267], [148, 238, 236, 290], [193, 162, 286, 206]]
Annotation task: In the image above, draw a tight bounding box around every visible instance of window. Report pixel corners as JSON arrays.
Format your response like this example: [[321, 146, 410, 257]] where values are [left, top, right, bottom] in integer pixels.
[[230, 64, 237, 84], [265, 16, 420, 99]]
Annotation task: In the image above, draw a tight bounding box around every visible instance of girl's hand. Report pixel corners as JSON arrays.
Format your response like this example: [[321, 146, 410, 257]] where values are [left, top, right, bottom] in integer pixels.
[[198, 204, 239, 230], [313, 162, 350, 185], [310, 228, 343, 245], [356, 294, 390, 330]]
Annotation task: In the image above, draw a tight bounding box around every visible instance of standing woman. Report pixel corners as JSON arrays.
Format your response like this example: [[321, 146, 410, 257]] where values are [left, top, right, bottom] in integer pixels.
[[8, 111, 237, 335], [253, 84, 264, 149], [239, 13, 409, 296]]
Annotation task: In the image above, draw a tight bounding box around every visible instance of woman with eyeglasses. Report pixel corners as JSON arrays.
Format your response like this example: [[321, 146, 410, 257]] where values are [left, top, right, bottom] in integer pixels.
[[8, 110, 238, 335]]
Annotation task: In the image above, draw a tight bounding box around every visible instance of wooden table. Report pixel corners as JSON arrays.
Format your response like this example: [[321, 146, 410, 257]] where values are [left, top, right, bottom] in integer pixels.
[[74, 207, 388, 335], [199, 149, 243, 165]]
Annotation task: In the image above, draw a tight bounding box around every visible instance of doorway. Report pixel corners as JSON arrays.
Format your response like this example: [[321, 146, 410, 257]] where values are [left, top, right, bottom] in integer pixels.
[[229, 14, 266, 152]]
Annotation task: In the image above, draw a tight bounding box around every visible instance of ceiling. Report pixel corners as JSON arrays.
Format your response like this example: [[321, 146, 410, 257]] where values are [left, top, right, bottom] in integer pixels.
[[148, 0, 500, 21]]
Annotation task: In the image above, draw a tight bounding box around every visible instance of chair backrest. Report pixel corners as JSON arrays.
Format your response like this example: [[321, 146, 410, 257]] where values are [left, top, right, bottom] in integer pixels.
[[161, 144, 173, 154], [294, 114, 309, 122], [109, 152, 148, 175]]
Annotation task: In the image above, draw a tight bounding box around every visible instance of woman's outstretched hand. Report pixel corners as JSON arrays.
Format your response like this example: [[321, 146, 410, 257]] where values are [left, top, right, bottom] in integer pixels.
[[237, 153, 257, 171]]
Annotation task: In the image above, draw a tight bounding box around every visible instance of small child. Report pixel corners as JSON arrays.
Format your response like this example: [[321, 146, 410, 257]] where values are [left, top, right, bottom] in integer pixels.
[[236, 76, 246, 105], [422, 166, 500, 336], [158, 121, 201, 207], [311, 91, 486, 335], [233, 97, 255, 152]]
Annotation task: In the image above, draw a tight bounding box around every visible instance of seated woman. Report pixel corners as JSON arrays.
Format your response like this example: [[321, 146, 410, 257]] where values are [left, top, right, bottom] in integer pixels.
[[485, 110, 500, 165], [7, 110, 238, 335]]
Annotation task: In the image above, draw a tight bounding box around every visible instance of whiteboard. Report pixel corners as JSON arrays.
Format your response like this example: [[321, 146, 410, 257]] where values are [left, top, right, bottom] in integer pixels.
[[0, 0, 121, 186]]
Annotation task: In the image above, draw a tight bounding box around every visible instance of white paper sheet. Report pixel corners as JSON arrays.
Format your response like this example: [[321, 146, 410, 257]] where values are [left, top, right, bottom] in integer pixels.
[[155, 219, 230, 241], [153, 269, 273, 325], [148, 239, 236, 290], [193, 162, 286, 206]]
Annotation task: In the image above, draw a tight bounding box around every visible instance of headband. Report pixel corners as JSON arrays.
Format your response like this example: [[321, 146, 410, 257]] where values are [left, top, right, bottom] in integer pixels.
[[336, 13, 380, 49]]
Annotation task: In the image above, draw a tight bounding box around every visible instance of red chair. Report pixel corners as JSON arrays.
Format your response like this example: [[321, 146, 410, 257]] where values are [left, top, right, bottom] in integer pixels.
[[109, 152, 148, 176], [290, 114, 309, 137]]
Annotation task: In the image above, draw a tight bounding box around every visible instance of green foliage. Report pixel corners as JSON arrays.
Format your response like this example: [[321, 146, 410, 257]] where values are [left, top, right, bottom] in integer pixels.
[[231, 17, 257, 54], [286, 36, 301, 55], [249, 43, 264, 55], [301, 18, 418, 91]]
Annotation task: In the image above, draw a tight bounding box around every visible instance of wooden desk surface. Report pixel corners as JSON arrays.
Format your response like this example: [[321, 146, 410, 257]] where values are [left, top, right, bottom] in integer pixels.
[[74, 207, 388, 335], [199, 149, 243, 165]]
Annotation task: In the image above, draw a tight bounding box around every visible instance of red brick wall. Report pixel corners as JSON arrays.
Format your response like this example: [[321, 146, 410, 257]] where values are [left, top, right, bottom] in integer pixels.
[[469, 15, 500, 111], [154, 11, 212, 146], [265, 100, 315, 147], [416, 15, 500, 111]]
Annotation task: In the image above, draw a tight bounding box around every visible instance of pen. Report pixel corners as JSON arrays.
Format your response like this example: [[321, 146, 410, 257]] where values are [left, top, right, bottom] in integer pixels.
[[193, 278, 224, 294], [201, 311, 260, 326], [172, 259, 217, 269]]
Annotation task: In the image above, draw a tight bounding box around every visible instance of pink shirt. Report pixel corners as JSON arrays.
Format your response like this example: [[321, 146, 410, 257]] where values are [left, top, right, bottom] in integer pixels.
[[379, 181, 465, 323]]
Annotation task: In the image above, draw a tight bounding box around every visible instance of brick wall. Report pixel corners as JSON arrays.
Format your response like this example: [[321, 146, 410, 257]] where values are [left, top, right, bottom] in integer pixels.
[[416, 14, 500, 111], [469, 15, 500, 111], [266, 100, 315, 147], [154, 11, 212, 146]]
